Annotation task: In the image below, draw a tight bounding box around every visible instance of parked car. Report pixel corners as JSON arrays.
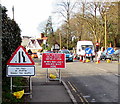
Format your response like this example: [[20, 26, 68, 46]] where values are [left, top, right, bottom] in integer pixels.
[[58, 49, 74, 62], [100, 50, 112, 60], [112, 49, 120, 61], [31, 52, 38, 58]]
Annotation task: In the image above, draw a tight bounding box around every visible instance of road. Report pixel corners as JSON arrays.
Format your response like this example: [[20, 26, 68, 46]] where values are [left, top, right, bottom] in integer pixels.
[[61, 60, 119, 103], [34, 58, 119, 103]]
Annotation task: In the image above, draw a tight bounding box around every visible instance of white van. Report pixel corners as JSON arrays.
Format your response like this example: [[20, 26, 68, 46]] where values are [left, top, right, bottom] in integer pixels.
[[76, 40, 95, 60]]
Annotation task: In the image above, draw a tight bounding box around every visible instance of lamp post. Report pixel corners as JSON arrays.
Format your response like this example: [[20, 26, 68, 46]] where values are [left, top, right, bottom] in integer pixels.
[[104, 12, 107, 50]]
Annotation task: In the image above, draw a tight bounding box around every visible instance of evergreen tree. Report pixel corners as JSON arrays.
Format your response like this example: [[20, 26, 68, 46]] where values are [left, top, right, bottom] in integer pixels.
[[45, 16, 56, 49], [2, 6, 22, 77]]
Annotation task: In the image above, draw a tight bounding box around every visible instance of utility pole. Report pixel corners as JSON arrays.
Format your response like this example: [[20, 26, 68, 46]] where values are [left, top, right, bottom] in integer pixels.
[[12, 6, 14, 20], [104, 12, 107, 50], [59, 33, 62, 49]]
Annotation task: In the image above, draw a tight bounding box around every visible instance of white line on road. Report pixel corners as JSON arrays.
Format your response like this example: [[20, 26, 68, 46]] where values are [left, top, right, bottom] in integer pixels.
[[95, 67, 107, 72], [95, 67, 119, 77], [68, 81, 77, 92]]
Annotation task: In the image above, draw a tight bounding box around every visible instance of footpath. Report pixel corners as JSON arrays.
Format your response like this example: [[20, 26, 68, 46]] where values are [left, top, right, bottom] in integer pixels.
[[26, 62, 76, 103]]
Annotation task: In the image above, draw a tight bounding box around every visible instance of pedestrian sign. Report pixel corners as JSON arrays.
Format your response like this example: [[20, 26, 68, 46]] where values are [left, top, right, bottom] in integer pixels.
[[85, 48, 92, 54], [107, 47, 114, 54], [7, 45, 35, 65]]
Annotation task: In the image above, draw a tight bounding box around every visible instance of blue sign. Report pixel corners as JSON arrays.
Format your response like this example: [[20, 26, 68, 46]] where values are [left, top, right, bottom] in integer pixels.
[[107, 47, 114, 54], [85, 48, 92, 54]]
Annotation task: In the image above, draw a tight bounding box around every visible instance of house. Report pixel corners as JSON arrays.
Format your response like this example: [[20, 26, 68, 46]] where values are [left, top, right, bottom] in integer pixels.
[[26, 38, 43, 53], [22, 33, 48, 53], [21, 36, 31, 47]]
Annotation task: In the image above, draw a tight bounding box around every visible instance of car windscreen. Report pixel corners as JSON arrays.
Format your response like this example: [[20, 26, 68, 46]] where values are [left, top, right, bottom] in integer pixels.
[[81, 45, 93, 50], [59, 50, 70, 54]]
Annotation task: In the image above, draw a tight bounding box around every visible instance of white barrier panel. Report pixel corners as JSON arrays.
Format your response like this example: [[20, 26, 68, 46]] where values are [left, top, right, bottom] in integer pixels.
[[7, 66, 35, 77]]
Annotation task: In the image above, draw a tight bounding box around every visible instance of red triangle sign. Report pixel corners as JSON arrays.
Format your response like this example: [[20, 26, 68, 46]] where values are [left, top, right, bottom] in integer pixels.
[[7, 45, 35, 65]]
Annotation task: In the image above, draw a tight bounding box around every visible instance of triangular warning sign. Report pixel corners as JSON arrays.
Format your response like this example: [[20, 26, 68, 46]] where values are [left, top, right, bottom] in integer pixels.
[[7, 45, 35, 65]]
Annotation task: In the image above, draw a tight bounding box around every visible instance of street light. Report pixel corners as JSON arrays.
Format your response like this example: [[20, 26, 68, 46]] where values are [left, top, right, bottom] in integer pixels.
[[104, 12, 107, 50]]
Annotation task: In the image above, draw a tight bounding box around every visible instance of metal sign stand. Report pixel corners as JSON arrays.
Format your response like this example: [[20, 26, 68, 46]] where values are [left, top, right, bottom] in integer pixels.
[[59, 69, 61, 83], [46, 68, 49, 83], [10, 76, 32, 98], [46, 68, 62, 83]]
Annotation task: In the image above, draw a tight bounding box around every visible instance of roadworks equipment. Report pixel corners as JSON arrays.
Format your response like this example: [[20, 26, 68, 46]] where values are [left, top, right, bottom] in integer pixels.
[[107, 59, 111, 63], [13, 89, 24, 99], [96, 60, 100, 64], [86, 59, 90, 62], [49, 74, 57, 79]]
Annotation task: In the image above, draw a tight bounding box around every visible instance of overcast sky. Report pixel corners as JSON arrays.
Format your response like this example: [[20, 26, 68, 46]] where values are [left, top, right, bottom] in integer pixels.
[[1, 0, 118, 37], [1, 0, 55, 37]]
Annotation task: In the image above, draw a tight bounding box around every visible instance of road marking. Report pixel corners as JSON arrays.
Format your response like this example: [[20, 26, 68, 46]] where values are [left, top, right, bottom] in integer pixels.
[[68, 81, 90, 104], [83, 95, 90, 98], [66, 63, 73, 64], [91, 98, 96, 102], [95, 67, 107, 72], [68, 81, 77, 92], [114, 74, 120, 77], [96, 67, 119, 77], [77, 94, 85, 103]]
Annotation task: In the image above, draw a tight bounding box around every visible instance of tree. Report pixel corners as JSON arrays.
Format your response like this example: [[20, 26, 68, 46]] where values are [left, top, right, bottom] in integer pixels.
[[55, 0, 77, 49], [2, 6, 22, 99], [45, 16, 56, 49]]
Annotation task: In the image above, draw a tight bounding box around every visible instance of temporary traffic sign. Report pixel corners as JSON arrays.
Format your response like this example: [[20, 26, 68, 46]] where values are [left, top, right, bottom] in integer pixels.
[[7, 45, 35, 77], [85, 48, 92, 54], [7, 45, 35, 65], [42, 53, 66, 68], [107, 47, 114, 54]]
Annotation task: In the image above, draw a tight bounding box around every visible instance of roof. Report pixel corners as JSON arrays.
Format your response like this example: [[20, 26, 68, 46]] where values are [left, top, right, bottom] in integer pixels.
[[41, 37, 48, 40]]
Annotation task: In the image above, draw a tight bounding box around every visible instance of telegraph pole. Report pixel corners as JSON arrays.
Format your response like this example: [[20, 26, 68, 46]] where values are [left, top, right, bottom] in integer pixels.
[[12, 6, 14, 20], [59, 33, 62, 49]]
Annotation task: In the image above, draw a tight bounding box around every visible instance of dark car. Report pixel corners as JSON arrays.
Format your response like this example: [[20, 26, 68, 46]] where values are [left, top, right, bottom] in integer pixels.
[[58, 49, 73, 62]]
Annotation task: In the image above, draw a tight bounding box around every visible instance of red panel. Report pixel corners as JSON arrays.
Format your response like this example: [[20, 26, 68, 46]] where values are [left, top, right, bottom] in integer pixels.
[[42, 53, 65, 68]]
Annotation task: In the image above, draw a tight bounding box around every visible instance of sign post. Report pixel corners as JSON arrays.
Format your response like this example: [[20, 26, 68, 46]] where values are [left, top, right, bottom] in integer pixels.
[[41, 53, 65, 83], [6, 45, 35, 98]]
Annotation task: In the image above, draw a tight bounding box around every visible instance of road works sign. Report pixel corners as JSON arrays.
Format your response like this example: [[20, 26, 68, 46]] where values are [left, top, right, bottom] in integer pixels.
[[7, 45, 35, 77], [107, 47, 114, 54], [85, 48, 92, 54], [7, 45, 35, 65], [42, 53, 66, 68]]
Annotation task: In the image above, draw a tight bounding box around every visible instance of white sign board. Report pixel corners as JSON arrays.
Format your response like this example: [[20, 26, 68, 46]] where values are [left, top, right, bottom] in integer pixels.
[[7, 66, 35, 77]]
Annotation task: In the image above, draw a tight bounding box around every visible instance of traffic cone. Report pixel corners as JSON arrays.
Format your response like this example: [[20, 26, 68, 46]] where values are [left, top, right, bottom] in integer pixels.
[[13, 89, 24, 99], [79, 56, 82, 62], [96, 60, 100, 64], [98, 60, 100, 63], [83, 56, 86, 63]]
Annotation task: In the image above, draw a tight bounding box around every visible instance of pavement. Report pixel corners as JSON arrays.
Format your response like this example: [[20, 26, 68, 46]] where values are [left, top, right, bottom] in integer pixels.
[[24, 65, 77, 104], [24, 59, 77, 103], [26, 77, 76, 103]]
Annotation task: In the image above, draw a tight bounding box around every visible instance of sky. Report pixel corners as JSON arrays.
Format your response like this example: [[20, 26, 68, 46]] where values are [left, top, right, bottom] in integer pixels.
[[1, 0, 118, 37], [1, 0, 55, 37]]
